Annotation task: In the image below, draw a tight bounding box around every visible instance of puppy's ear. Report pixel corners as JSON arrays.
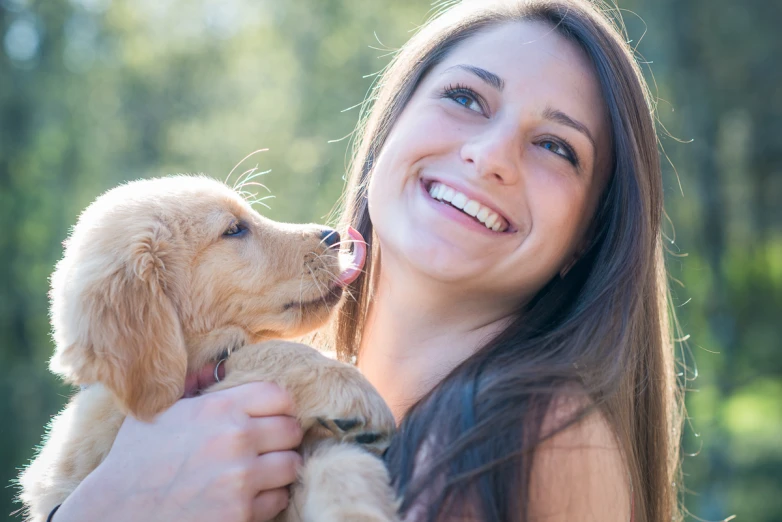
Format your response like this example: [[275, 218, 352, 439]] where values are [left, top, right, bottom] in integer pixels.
[[50, 219, 187, 421]]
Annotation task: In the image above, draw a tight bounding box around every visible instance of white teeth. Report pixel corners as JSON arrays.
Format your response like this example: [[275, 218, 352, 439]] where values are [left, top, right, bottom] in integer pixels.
[[427, 181, 508, 233], [484, 213, 498, 229], [463, 200, 480, 217], [450, 193, 468, 209]]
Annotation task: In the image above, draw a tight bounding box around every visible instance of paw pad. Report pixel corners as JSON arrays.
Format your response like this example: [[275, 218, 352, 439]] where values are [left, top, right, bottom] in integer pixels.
[[354, 432, 382, 445], [316, 417, 389, 453], [332, 418, 362, 431]]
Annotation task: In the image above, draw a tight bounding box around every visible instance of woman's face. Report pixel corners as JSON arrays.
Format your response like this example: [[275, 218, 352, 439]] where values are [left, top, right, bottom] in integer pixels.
[[368, 21, 611, 306]]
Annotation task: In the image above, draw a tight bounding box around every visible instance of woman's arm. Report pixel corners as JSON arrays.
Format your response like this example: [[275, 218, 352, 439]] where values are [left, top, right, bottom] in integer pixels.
[[528, 397, 632, 522], [52, 381, 303, 522]]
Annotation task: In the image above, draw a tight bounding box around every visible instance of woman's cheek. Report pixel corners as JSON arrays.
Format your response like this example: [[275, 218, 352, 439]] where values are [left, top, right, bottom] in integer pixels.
[[527, 175, 590, 260]]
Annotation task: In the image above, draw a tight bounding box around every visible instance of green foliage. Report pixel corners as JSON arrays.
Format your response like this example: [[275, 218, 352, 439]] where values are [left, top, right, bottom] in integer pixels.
[[1, 0, 779, 520]]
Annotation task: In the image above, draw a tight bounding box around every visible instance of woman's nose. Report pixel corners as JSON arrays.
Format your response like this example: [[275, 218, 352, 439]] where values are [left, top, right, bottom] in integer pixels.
[[460, 124, 520, 185]]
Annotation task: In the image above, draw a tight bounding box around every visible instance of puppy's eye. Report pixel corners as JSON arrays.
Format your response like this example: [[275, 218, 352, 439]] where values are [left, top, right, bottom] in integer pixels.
[[223, 222, 248, 238]]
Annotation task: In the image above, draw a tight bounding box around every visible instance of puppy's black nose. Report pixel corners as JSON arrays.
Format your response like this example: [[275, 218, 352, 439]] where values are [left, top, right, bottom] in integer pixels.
[[321, 229, 340, 248]]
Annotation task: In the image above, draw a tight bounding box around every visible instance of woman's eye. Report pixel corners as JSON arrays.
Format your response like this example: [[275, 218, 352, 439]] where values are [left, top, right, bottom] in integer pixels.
[[539, 139, 578, 166], [441, 84, 483, 114], [223, 222, 248, 237], [452, 93, 479, 111]]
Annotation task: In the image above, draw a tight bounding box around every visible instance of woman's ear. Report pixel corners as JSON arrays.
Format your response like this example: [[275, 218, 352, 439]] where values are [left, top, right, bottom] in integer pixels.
[[49, 219, 188, 421]]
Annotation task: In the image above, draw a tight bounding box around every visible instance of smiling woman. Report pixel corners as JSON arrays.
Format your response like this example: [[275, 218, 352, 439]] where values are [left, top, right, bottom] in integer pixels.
[[333, 1, 682, 521]]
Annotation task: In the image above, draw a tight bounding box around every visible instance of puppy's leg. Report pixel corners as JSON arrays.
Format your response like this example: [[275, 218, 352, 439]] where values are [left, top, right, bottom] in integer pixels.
[[18, 386, 124, 522], [209, 340, 396, 452], [288, 441, 400, 522]]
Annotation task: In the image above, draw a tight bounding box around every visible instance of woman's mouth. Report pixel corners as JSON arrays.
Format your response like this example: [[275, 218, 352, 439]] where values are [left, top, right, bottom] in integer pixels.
[[421, 179, 514, 233]]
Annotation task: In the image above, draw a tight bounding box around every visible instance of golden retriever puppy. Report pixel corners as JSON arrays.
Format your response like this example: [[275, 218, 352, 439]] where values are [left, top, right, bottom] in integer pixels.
[[18, 176, 399, 522]]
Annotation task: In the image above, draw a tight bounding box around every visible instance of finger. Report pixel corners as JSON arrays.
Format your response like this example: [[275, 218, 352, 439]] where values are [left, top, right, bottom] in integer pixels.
[[230, 382, 297, 418], [203, 382, 297, 418], [251, 488, 290, 522], [249, 416, 303, 455], [250, 450, 302, 493]]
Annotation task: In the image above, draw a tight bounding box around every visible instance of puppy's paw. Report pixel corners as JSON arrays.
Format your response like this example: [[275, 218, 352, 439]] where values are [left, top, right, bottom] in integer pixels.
[[317, 417, 390, 455], [293, 442, 401, 522]]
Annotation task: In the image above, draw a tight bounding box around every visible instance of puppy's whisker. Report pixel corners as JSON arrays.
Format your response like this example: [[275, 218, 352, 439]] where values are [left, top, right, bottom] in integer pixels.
[[332, 239, 369, 253], [249, 195, 276, 204], [312, 267, 359, 305], [313, 268, 357, 303], [312, 250, 366, 277], [314, 267, 343, 289], [333, 239, 368, 247], [337, 264, 368, 278], [225, 148, 269, 186], [298, 270, 305, 318], [236, 168, 272, 191], [310, 259, 344, 287], [310, 251, 368, 281], [342, 286, 358, 303], [248, 199, 273, 211], [311, 253, 351, 280], [233, 166, 259, 190], [305, 265, 328, 304], [233, 165, 272, 191], [237, 181, 272, 194], [237, 170, 271, 192], [316, 230, 346, 249], [309, 250, 335, 264], [236, 190, 257, 200]]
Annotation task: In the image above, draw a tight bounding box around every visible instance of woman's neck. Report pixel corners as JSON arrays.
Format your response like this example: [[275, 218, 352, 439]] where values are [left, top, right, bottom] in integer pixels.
[[357, 257, 514, 422]]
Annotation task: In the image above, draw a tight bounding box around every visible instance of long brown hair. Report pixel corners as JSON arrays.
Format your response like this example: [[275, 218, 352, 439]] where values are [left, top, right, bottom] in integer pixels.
[[333, 1, 682, 520]]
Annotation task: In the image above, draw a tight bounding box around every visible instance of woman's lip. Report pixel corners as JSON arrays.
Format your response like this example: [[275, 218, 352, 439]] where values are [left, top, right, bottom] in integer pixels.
[[419, 179, 513, 236], [420, 175, 515, 231]]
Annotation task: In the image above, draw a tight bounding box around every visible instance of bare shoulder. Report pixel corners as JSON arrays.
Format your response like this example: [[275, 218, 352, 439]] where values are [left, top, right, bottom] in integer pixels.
[[528, 390, 631, 522]]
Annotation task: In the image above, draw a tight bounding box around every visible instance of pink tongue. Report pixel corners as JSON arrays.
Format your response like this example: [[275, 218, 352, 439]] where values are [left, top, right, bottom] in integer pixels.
[[183, 361, 224, 397], [337, 226, 366, 286]]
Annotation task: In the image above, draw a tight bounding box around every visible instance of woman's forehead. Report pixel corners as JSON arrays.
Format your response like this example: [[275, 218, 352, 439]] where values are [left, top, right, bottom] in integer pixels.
[[432, 22, 602, 105]]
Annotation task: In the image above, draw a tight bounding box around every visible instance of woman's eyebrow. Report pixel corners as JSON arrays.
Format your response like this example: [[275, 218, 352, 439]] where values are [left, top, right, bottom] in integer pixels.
[[542, 106, 597, 156], [443, 64, 505, 91]]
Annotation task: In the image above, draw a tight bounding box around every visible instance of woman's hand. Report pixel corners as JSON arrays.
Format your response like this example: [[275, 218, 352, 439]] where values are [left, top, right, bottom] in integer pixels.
[[54, 379, 303, 522]]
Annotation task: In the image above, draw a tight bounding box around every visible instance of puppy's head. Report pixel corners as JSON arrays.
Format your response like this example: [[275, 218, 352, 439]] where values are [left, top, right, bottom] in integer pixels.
[[49, 175, 364, 420]]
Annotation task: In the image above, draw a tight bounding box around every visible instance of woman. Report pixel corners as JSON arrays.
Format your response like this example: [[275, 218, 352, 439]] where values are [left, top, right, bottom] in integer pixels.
[[51, 0, 681, 521]]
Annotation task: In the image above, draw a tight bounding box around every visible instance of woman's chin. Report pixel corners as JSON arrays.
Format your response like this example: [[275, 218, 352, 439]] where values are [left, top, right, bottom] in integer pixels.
[[393, 244, 491, 284]]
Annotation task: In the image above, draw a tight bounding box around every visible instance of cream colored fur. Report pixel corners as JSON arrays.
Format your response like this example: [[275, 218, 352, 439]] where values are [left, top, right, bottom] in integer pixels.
[[18, 176, 399, 522]]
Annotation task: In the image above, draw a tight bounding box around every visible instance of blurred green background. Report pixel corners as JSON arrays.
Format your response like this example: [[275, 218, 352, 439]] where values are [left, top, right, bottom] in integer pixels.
[[1, 0, 779, 520]]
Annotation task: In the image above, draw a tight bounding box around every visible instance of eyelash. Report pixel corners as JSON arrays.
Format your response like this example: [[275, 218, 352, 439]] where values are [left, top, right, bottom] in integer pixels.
[[439, 83, 580, 168], [439, 83, 485, 114], [224, 221, 248, 238], [538, 136, 580, 167]]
